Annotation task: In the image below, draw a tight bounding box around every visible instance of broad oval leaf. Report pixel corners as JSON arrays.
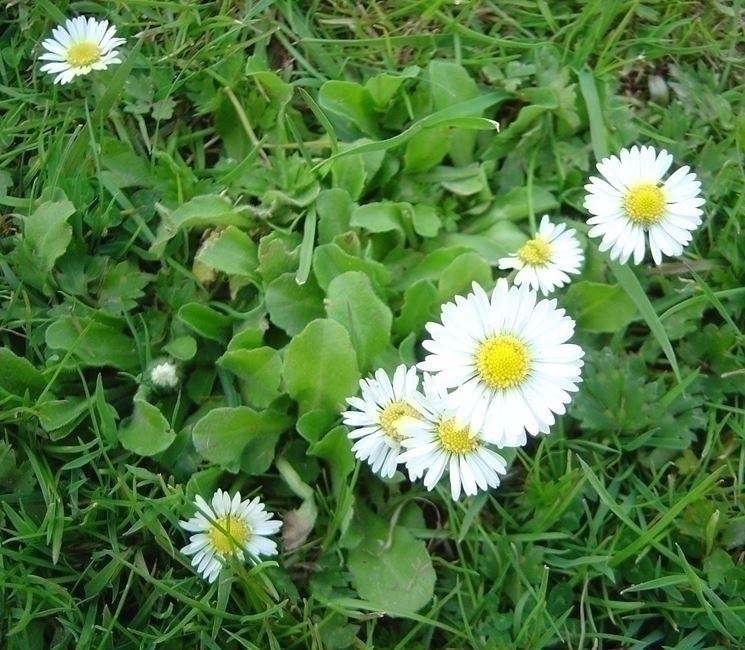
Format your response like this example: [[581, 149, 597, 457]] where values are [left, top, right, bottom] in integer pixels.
[[348, 509, 436, 615], [192, 406, 291, 473], [119, 398, 175, 457], [284, 319, 360, 415], [325, 271, 392, 371]]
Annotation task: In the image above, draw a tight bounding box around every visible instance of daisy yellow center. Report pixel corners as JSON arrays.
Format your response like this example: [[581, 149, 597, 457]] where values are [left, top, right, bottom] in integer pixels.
[[208, 516, 250, 556], [437, 418, 479, 454], [379, 401, 417, 442], [517, 238, 552, 267], [623, 183, 666, 225], [475, 335, 530, 389], [66, 41, 102, 68]]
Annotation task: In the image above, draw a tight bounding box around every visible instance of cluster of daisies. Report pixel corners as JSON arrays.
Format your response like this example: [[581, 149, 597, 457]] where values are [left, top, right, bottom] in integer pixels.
[[343, 279, 585, 499], [38, 15, 705, 581], [344, 146, 704, 500]]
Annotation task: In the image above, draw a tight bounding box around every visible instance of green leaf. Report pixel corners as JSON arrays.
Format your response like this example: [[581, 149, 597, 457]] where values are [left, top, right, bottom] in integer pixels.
[[394, 280, 439, 337], [265, 272, 326, 336], [248, 70, 293, 108], [177, 303, 232, 342], [317, 189, 353, 243], [392, 246, 469, 290], [437, 252, 492, 303], [403, 127, 450, 173], [284, 319, 360, 415], [98, 261, 152, 314], [434, 221, 526, 265], [151, 195, 252, 255], [364, 66, 420, 108], [195, 226, 258, 277], [17, 200, 76, 285], [331, 154, 366, 200], [217, 347, 282, 408], [428, 60, 480, 166], [313, 243, 389, 291], [318, 81, 380, 138], [411, 205, 441, 238], [192, 406, 290, 473], [310, 425, 355, 489], [429, 60, 480, 111], [468, 187, 559, 231], [0, 348, 46, 399], [350, 202, 403, 235], [37, 398, 89, 439], [348, 509, 436, 615], [45, 317, 139, 369], [25, 199, 76, 270], [296, 409, 338, 445], [564, 281, 638, 333], [258, 232, 300, 286], [326, 271, 393, 370], [163, 336, 198, 361], [118, 398, 175, 457]]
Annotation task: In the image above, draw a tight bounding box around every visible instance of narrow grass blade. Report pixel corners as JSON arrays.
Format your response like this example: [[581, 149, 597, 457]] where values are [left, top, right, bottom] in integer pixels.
[[296, 207, 316, 286], [298, 88, 338, 155], [577, 67, 608, 159], [609, 259, 681, 382], [609, 467, 722, 566]]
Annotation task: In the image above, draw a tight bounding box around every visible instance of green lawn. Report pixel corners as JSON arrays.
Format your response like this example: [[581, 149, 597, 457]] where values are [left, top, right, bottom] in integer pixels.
[[1, 1, 744, 648]]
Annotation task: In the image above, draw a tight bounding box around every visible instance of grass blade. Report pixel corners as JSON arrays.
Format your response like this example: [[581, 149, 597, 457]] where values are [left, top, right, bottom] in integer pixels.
[[610, 260, 681, 382]]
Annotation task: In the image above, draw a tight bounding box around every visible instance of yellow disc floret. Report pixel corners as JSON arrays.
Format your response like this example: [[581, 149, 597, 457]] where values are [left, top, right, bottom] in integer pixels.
[[623, 183, 666, 225], [517, 238, 552, 267], [208, 516, 250, 556], [66, 41, 101, 68], [379, 401, 418, 443], [436, 418, 479, 454], [475, 335, 530, 389]]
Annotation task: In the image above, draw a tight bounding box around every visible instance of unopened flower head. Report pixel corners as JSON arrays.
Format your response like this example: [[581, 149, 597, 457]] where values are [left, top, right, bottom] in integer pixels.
[[398, 374, 507, 500], [40, 16, 126, 85], [342, 365, 423, 478], [584, 145, 704, 264], [150, 359, 179, 389], [498, 215, 584, 295], [418, 280, 584, 448], [180, 489, 282, 584]]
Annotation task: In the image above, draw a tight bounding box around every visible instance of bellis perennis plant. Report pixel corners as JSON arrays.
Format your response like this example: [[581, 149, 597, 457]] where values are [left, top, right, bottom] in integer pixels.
[[342, 279, 586, 499]]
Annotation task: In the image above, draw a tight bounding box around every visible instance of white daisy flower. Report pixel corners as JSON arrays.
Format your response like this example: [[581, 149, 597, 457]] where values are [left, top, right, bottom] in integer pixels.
[[584, 145, 704, 264], [342, 365, 423, 478], [398, 375, 507, 500], [418, 279, 584, 448], [149, 359, 179, 389], [40, 15, 126, 85], [498, 215, 584, 295], [180, 489, 282, 584]]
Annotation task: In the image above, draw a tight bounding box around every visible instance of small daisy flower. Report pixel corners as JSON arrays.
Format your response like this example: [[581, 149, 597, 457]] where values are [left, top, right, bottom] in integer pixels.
[[342, 365, 423, 478], [399, 375, 507, 500], [149, 359, 179, 390], [584, 145, 704, 264], [498, 215, 584, 295], [40, 16, 126, 85], [418, 279, 584, 448], [180, 489, 282, 584]]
